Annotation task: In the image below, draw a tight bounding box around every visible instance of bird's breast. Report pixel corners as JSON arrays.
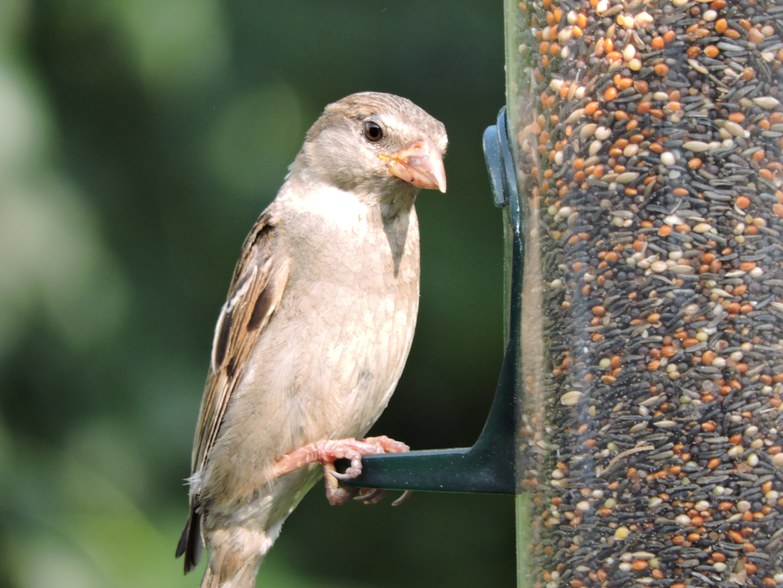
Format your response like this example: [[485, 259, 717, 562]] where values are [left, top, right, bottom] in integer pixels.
[[283, 200, 420, 434], [233, 192, 421, 458]]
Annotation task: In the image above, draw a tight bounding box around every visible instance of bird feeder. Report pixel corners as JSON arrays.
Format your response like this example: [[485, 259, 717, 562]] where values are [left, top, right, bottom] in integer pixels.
[[349, 0, 783, 585], [508, 0, 783, 584]]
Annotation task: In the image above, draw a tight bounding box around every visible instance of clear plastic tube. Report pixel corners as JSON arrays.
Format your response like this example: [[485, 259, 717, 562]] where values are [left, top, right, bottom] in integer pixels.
[[508, 0, 783, 585]]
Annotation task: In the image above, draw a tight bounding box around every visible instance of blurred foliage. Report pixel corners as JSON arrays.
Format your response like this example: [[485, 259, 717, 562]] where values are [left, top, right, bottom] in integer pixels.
[[0, 0, 513, 586]]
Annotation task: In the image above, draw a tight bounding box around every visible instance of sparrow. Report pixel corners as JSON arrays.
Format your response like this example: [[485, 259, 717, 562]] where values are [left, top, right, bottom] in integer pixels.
[[176, 91, 447, 588]]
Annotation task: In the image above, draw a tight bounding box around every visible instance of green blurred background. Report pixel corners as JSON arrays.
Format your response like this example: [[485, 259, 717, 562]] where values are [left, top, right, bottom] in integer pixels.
[[0, 1, 513, 586]]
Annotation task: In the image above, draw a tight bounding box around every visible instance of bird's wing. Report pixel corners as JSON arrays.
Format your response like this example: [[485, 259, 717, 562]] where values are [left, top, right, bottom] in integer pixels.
[[177, 209, 290, 571], [191, 210, 291, 478]]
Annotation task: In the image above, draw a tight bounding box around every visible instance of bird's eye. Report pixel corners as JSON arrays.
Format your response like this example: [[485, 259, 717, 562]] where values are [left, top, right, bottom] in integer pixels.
[[363, 120, 384, 142]]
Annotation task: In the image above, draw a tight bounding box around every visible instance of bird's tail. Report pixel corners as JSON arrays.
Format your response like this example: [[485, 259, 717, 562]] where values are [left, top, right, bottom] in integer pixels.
[[176, 508, 204, 573], [199, 526, 277, 588]]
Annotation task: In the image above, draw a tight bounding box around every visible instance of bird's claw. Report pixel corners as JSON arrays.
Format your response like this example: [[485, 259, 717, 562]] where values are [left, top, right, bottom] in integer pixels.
[[329, 456, 364, 480], [273, 435, 410, 506], [391, 490, 413, 507], [353, 488, 385, 504]]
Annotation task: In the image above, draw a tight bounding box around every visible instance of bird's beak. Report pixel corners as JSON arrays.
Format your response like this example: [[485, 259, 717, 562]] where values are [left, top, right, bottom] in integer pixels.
[[382, 139, 447, 193]]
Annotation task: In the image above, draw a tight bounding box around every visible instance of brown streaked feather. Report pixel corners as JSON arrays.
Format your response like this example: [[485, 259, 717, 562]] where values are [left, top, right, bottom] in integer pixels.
[[178, 211, 290, 570], [193, 213, 289, 474]]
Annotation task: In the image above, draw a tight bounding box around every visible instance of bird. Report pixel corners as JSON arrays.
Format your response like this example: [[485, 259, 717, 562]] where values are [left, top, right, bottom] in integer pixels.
[[175, 91, 447, 588]]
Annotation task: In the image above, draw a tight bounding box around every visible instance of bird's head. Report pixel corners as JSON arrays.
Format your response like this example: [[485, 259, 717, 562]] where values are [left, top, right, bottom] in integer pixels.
[[295, 92, 447, 201]]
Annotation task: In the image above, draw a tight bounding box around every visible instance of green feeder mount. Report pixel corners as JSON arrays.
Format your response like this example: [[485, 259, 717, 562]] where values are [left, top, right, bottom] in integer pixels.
[[341, 107, 522, 495]]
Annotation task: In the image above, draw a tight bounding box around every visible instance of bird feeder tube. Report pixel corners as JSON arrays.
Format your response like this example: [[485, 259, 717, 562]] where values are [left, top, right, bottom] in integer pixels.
[[506, 0, 783, 585]]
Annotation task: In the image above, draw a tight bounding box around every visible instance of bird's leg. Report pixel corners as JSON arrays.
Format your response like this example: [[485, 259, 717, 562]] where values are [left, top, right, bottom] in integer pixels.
[[272, 436, 410, 506]]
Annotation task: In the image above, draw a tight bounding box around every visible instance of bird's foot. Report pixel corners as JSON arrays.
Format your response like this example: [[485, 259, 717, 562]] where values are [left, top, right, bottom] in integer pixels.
[[273, 436, 410, 506]]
